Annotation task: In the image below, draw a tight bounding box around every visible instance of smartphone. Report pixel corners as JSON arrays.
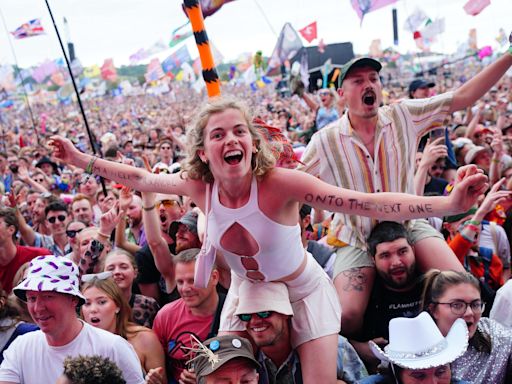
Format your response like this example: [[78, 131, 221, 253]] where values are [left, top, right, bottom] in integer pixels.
[[429, 128, 446, 144]]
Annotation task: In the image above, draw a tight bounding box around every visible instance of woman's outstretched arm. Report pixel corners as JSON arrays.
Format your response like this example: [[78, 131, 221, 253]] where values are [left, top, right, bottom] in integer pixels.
[[275, 165, 490, 221], [49, 135, 194, 196]]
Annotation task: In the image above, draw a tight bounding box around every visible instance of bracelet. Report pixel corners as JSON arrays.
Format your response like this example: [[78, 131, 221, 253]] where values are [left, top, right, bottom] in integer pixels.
[[85, 156, 98, 174], [467, 219, 481, 226], [97, 231, 110, 239], [464, 224, 480, 232], [143, 205, 156, 211], [492, 158, 501, 164]]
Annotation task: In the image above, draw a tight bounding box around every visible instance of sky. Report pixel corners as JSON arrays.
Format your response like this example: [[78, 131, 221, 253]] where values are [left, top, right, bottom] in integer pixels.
[[0, 0, 509, 69]]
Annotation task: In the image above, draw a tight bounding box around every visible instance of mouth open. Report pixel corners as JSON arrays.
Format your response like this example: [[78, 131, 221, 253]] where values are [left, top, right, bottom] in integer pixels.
[[362, 91, 376, 106], [90, 317, 101, 324], [224, 150, 243, 165], [160, 214, 167, 223]]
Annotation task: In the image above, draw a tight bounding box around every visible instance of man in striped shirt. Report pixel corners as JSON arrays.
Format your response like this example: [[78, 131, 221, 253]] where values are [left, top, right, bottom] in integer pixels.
[[300, 51, 512, 338]]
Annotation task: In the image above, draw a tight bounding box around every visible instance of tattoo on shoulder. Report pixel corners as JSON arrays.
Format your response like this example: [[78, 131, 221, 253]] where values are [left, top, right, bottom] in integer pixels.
[[342, 267, 367, 292]]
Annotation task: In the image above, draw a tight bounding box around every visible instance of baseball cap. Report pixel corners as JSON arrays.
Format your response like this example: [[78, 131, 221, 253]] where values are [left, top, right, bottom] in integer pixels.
[[464, 145, 491, 165], [192, 335, 260, 378], [338, 57, 382, 87], [168, 210, 198, 240], [13, 255, 86, 305], [235, 280, 293, 317], [409, 79, 435, 94]]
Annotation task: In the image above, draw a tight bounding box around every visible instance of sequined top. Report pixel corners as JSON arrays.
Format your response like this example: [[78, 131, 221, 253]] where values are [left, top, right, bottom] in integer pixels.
[[452, 317, 512, 383]]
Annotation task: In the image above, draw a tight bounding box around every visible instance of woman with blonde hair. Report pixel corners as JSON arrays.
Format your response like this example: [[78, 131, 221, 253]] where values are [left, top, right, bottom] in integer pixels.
[[81, 276, 166, 383], [51, 97, 486, 384]]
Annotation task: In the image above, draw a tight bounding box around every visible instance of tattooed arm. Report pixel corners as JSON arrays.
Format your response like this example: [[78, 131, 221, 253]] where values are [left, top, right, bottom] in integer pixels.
[[49, 135, 195, 196], [272, 166, 489, 221]]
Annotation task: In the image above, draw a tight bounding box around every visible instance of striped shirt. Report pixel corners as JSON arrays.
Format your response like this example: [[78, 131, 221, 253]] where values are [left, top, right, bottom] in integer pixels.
[[300, 92, 453, 249]]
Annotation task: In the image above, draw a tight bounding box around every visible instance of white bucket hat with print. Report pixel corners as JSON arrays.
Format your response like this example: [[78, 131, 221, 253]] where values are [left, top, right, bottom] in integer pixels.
[[13, 255, 86, 305]]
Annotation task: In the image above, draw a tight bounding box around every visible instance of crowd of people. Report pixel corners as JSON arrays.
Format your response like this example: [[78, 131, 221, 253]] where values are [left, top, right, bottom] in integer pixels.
[[0, 37, 511, 384]]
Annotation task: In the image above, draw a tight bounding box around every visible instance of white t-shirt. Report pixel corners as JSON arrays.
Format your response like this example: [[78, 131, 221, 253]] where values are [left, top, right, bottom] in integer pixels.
[[0, 321, 144, 384]]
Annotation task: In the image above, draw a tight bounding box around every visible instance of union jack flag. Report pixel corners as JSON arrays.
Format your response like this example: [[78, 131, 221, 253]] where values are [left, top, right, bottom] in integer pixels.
[[11, 19, 45, 39]]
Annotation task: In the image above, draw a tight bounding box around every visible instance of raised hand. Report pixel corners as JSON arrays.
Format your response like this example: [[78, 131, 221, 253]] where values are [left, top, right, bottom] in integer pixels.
[[450, 165, 489, 212], [99, 201, 124, 236], [48, 136, 80, 164], [420, 137, 448, 167], [119, 186, 133, 212]]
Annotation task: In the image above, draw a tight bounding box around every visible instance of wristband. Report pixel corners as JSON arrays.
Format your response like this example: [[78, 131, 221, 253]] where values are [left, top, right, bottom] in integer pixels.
[[97, 231, 110, 239], [85, 156, 98, 174], [464, 224, 480, 233], [467, 219, 481, 226], [492, 158, 501, 164], [143, 205, 156, 211]]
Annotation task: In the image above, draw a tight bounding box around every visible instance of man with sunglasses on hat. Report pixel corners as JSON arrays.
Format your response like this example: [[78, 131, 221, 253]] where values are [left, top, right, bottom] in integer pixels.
[[300, 42, 512, 337], [13, 200, 72, 257], [234, 280, 367, 383], [0, 255, 144, 384]]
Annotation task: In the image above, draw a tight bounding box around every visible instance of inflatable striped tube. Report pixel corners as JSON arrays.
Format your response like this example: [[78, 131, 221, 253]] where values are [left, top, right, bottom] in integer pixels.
[[183, 0, 221, 97]]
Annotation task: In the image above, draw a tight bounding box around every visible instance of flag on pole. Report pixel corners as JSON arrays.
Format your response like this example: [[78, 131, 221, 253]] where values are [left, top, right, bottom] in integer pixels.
[[101, 59, 117, 82], [267, 23, 303, 73], [162, 45, 192, 74], [299, 21, 317, 43], [351, 0, 397, 24], [145, 58, 165, 82], [463, 0, 491, 16], [11, 19, 45, 39], [403, 8, 428, 33], [169, 21, 193, 48], [182, 0, 235, 18]]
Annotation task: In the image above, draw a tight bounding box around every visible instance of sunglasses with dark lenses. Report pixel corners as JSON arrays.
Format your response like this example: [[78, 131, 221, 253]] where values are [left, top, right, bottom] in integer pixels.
[[157, 199, 180, 208], [48, 215, 67, 224], [237, 311, 273, 322], [66, 228, 84, 238]]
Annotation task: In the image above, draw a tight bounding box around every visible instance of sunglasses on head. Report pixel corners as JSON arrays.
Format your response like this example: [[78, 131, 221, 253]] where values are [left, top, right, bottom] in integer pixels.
[[157, 199, 180, 208], [81, 271, 112, 283], [48, 215, 67, 224], [237, 311, 273, 322], [66, 228, 84, 238]]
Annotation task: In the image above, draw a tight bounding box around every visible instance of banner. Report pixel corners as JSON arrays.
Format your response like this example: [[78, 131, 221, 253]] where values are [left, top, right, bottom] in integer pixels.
[[101, 59, 117, 82], [145, 58, 165, 82], [169, 21, 193, 48], [463, 0, 491, 16], [162, 45, 192, 74], [267, 23, 303, 72], [11, 19, 45, 39], [299, 21, 317, 43], [351, 0, 397, 24], [403, 8, 428, 33]]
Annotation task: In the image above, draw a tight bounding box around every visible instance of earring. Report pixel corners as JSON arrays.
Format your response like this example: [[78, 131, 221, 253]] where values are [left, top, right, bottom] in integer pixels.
[[115, 309, 120, 314], [253, 148, 259, 153]]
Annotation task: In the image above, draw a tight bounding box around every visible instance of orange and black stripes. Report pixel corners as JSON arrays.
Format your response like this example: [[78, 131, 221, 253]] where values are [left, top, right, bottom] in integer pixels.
[[183, 0, 221, 97]]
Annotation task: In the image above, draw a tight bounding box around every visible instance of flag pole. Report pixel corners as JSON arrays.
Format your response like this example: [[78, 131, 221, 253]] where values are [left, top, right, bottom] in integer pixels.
[[44, 0, 107, 196], [0, 6, 40, 144]]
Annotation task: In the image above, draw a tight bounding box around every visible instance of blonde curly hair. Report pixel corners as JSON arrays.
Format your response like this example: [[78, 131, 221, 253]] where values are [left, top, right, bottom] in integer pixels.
[[181, 97, 276, 183]]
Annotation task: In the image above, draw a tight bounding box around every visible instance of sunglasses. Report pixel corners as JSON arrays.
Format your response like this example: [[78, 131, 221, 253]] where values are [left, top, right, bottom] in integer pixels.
[[237, 311, 273, 322], [33, 178, 45, 183], [157, 199, 180, 208], [430, 165, 446, 171], [81, 271, 112, 283], [48, 215, 67, 224], [66, 228, 84, 238]]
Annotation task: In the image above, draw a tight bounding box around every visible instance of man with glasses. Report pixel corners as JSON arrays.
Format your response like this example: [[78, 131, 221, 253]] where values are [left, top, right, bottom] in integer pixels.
[[14, 200, 72, 257], [152, 139, 180, 174], [152, 248, 223, 384], [0, 207, 49, 293], [64, 220, 88, 264]]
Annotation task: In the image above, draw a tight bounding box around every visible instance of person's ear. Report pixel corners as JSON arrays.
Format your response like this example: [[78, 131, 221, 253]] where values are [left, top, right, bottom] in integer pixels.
[[197, 149, 208, 164], [337, 88, 344, 98]]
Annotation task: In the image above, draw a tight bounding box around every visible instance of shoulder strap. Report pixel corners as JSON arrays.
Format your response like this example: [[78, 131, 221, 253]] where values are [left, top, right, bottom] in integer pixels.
[[207, 292, 226, 339]]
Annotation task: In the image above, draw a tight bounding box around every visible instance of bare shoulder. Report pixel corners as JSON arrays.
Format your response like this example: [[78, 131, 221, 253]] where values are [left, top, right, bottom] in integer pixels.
[[128, 325, 161, 350]]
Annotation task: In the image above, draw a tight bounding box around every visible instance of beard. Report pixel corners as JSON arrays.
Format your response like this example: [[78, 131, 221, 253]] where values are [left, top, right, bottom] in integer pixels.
[[378, 262, 417, 290]]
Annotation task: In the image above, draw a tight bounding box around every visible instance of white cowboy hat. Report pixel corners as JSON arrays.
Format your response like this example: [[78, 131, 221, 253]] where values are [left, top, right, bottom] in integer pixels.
[[370, 312, 468, 370]]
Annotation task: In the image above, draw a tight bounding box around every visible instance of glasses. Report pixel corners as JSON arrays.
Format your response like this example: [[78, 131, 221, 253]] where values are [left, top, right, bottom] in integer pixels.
[[157, 199, 180, 208], [66, 228, 84, 238], [33, 178, 45, 183], [48, 215, 67, 224], [81, 271, 112, 283], [237, 311, 273, 322], [433, 300, 485, 315], [319, 91, 331, 96], [160, 146, 172, 150], [430, 165, 446, 171]]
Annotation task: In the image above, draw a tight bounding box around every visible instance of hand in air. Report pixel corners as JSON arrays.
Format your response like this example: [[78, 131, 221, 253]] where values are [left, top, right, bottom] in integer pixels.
[[450, 165, 489, 212], [48, 136, 79, 163]]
